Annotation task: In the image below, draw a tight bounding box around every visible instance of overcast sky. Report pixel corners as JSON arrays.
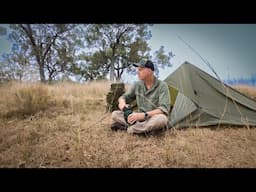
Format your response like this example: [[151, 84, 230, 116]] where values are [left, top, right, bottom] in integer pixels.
[[147, 24, 256, 82]]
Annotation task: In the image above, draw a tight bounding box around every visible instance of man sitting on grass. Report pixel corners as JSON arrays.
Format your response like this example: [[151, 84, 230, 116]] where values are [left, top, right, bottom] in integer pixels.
[[111, 60, 170, 134]]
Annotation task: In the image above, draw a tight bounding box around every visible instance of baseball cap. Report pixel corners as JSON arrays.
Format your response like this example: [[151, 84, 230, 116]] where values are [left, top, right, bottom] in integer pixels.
[[133, 60, 154, 71]]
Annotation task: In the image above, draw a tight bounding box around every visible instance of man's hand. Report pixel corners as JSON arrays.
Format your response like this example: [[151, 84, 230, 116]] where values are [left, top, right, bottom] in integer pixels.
[[118, 96, 127, 111], [127, 112, 145, 124]]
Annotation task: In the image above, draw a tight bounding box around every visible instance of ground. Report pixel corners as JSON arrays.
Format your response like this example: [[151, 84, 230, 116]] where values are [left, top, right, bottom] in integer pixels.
[[0, 81, 256, 168]]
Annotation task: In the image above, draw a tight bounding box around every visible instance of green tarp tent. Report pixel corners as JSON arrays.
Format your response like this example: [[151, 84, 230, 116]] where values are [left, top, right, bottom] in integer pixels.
[[164, 61, 256, 128]]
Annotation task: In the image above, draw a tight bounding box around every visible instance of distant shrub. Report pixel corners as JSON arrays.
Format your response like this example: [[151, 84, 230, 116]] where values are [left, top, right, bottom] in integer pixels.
[[13, 84, 51, 116]]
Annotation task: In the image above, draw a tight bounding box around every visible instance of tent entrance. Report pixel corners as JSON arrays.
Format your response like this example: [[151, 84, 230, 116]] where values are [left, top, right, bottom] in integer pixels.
[[169, 92, 198, 126], [168, 85, 178, 111]]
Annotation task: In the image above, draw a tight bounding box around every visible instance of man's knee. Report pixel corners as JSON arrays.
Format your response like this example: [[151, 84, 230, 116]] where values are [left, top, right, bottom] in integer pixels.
[[111, 110, 126, 124], [111, 110, 122, 120], [151, 114, 168, 124]]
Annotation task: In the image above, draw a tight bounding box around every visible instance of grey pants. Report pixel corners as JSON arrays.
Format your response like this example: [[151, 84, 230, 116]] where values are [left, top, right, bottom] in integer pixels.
[[111, 110, 169, 134]]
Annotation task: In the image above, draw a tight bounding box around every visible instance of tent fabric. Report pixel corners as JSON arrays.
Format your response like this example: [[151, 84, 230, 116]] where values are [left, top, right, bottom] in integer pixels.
[[170, 92, 197, 126], [164, 61, 256, 128]]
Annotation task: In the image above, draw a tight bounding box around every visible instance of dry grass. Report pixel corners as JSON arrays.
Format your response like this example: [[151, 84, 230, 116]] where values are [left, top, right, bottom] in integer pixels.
[[232, 85, 256, 100], [0, 82, 256, 168]]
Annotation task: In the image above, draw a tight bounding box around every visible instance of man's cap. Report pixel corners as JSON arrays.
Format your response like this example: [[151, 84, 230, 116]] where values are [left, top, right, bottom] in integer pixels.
[[133, 60, 154, 71]]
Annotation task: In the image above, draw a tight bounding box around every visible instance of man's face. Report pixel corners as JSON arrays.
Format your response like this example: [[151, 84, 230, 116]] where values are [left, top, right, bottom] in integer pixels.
[[137, 67, 149, 80]]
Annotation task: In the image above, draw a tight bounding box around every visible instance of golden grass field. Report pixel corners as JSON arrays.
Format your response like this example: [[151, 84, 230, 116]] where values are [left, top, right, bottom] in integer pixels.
[[0, 81, 256, 168]]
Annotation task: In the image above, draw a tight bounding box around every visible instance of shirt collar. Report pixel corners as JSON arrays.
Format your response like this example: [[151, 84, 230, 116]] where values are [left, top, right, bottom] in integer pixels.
[[144, 76, 159, 94]]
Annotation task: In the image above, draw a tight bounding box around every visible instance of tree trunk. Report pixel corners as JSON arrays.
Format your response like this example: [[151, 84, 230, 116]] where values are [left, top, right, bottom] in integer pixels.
[[39, 63, 46, 83], [109, 60, 115, 82]]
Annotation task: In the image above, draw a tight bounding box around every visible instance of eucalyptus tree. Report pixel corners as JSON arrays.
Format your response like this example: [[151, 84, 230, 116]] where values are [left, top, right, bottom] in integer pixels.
[[81, 24, 173, 82], [7, 24, 85, 82]]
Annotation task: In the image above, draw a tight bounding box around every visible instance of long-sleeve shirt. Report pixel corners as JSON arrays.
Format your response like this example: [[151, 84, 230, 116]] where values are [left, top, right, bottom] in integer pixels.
[[122, 77, 170, 116]]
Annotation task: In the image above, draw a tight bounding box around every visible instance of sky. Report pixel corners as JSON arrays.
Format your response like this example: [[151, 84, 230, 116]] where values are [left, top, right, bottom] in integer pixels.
[[0, 24, 11, 55], [146, 24, 256, 82], [1, 24, 256, 83]]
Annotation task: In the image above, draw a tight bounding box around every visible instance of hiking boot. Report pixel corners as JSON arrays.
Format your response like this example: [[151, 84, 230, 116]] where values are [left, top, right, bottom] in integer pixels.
[[111, 122, 127, 131]]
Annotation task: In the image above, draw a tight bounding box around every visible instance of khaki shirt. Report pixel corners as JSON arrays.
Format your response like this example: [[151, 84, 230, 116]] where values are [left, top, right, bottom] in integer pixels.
[[122, 77, 170, 116]]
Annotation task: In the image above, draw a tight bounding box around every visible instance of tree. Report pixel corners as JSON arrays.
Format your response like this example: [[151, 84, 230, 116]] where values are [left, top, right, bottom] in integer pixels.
[[80, 24, 173, 82], [7, 24, 85, 83], [2, 24, 174, 83], [75, 51, 110, 81], [0, 46, 30, 81], [0, 41, 35, 82], [152, 46, 175, 78]]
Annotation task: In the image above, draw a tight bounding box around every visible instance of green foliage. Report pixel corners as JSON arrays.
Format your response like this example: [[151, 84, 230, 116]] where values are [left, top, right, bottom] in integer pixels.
[[80, 24, 153, 81], [3, 24, 175, 83], [6, 24, 86, 82], [153, 46, 174, 77], [80, 24, 174, 81]]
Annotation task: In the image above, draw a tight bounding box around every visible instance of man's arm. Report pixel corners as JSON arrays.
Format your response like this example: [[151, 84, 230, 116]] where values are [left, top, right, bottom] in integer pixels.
[[146, 108, 164, 117], [127, 108, 164, 125], [157, 82, 170, 116], [118, 83, 136, 111]]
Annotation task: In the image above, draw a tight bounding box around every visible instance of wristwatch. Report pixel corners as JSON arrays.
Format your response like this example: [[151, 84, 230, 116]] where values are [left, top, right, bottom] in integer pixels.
[[144, 112, 148, 120]]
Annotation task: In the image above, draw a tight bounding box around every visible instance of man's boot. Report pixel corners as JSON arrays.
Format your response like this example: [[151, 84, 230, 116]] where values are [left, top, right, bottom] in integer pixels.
[[111, 122, 127, 131]]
